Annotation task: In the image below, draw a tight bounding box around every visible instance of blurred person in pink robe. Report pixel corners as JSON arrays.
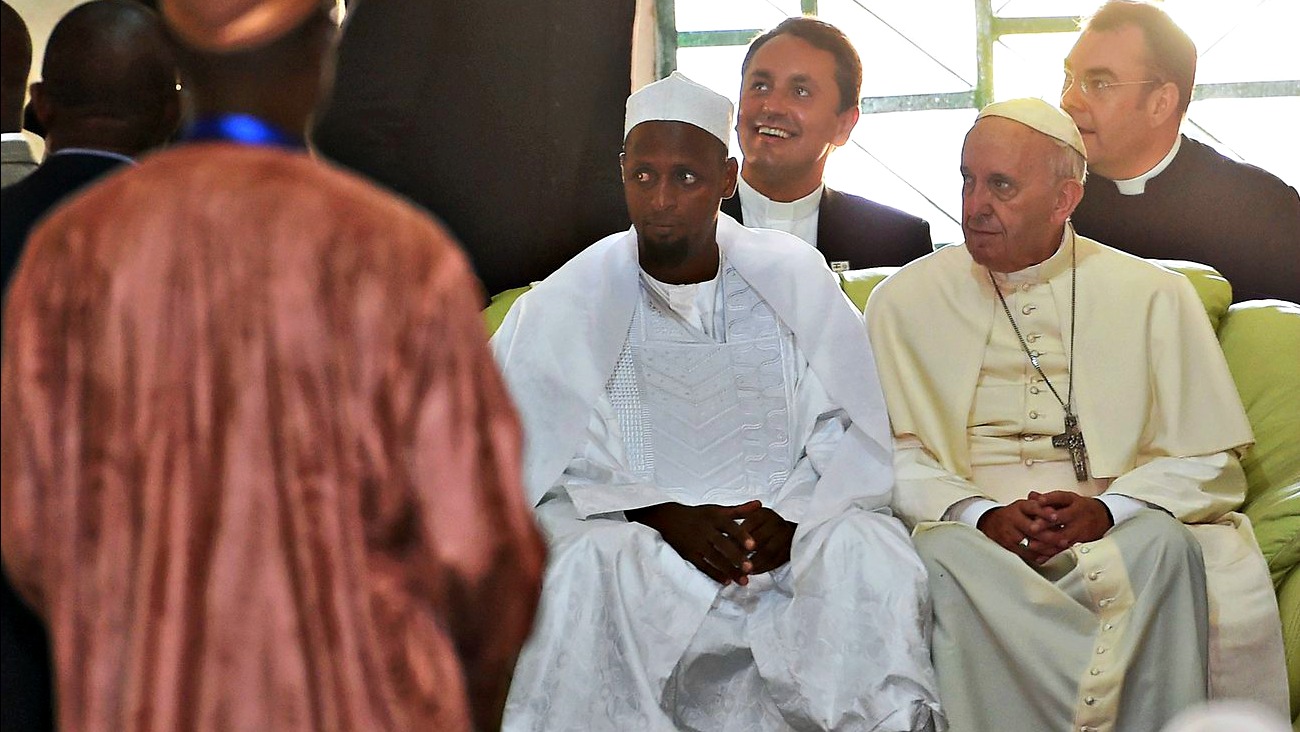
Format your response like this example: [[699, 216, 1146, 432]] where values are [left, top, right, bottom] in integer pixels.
[[0, 1, 545, 730]]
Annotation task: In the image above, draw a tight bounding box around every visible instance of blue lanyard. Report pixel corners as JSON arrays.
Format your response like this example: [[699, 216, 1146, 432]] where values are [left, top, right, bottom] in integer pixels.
[[181, 113, 305, 149]]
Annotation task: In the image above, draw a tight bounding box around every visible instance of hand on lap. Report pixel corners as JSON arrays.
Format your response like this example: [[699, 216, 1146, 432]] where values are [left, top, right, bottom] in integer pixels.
[[1029, 491, 1113, 547], [627, 501, 758, 585], [739, 506, 796, 575], [977, 499, 1056, 564], [979, 492, 1114, 564]]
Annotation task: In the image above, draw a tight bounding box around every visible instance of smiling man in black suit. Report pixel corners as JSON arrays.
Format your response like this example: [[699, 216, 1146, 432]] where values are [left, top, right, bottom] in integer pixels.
[[724, 16, 933, 270]]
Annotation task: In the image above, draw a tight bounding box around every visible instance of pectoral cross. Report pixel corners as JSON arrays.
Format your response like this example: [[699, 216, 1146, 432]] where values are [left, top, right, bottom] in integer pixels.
[[1052, 410, 1089, 481]]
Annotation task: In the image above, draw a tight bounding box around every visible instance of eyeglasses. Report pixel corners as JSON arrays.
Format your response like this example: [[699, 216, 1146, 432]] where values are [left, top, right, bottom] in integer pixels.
[[1062, 74, 1162, 97]]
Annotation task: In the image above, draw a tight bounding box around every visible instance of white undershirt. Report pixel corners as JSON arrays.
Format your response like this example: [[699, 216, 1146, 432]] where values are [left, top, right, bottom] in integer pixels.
[[737, 175, 823, 247], [1111, 134, 1182, 196]]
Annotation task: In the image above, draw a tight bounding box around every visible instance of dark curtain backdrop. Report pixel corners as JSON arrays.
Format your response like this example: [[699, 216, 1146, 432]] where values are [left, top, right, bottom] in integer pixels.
[[314, 0, 636, 298]]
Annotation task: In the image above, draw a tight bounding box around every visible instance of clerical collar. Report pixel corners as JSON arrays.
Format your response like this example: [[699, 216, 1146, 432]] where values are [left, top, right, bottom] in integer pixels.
[[738, 175, 823, 222], [993, 226, 1074, 287], [1112, 134, 1181, 196], [181, 114, 305, 150]]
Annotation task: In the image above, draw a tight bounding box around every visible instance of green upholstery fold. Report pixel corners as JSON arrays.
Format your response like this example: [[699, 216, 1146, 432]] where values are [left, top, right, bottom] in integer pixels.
[[485, 285, 532, 336], [838, 267, 893, 313], [1218, 301, 1300, 593]]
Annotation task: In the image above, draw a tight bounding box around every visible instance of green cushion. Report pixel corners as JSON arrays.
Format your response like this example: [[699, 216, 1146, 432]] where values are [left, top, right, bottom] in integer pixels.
[[1247, 481, 1300, 589], [484, 285, 532, 337], [1219, 301, 1300, 586], [839, 267, 897, 313], [1152, 259, 1232, 331]]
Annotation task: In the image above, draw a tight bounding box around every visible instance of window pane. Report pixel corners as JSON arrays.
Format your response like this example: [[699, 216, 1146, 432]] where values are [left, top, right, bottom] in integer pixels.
[[675, 1, 795, 33], [830, 109, 973, 246], [994, 32, 1076, 101], [1166, 1, 1300, 83], [821, 0, 976, 96], [1186, 97, 1300, 189], [994, 0, 1093, 18]]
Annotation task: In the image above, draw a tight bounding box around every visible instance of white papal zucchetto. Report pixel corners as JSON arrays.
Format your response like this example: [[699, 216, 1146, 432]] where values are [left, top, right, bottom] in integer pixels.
[[976, 97, 1087, 159]]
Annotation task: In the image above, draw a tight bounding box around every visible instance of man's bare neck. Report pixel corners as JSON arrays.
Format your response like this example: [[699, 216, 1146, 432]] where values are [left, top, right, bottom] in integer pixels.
[[1100, 130, 1179, 181]]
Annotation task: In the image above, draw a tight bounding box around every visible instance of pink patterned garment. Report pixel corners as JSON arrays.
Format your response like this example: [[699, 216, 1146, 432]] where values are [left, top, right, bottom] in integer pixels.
[[1, 143, 545, 732]]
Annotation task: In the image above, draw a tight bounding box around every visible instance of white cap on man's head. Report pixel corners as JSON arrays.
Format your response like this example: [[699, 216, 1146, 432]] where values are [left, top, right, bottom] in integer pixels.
[[976, 98, 1087, 158], [624, 71, 733, 148]]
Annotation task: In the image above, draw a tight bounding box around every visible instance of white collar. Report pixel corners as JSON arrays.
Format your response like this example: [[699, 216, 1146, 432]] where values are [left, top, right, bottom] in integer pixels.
[[738, 174, 823, 222], [1, 132, 29, 143], [1112, 135, 1181, 196], [992, 227, 1073, 287]]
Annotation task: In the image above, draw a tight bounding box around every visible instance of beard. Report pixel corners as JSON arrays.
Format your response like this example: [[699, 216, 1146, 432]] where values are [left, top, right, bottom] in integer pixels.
[[637, 231, 692, 271]]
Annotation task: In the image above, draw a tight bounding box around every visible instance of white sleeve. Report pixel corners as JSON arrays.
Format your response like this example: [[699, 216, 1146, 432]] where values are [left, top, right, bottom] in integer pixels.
[[948, 496, 1002, 526], [892, 435, 989, 527], [769, 362, 847, 524], [1096, 493, 1148, 526], [555, 391, 676, 519], [1104, 451, 1246, 523]]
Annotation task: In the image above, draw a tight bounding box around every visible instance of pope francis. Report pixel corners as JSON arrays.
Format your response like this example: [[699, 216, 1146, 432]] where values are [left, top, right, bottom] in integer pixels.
[[865, 98, 1286, 732]]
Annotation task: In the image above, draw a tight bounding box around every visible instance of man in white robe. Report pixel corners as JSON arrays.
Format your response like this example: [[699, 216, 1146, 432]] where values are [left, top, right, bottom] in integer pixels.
[[866, 98, 1286, 732], [493, 71, 943, 732]]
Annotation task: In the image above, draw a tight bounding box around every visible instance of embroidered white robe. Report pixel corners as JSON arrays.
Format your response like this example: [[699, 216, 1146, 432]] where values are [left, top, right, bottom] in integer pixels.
[[493, 216, 944, 731]]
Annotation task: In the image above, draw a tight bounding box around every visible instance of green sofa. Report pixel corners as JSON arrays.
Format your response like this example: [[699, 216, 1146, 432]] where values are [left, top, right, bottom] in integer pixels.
[[485, 261, 1300, 722]]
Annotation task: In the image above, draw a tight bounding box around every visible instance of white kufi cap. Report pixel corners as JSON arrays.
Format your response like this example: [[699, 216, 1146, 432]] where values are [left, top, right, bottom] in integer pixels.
[[976, 98, 1087, 158], [624, 71, 733, 148]]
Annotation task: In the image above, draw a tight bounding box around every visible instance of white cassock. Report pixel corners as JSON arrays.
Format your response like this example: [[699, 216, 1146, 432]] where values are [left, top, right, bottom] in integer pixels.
[[492, 215, 944, 731], [866, 229, 1286, 732]]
